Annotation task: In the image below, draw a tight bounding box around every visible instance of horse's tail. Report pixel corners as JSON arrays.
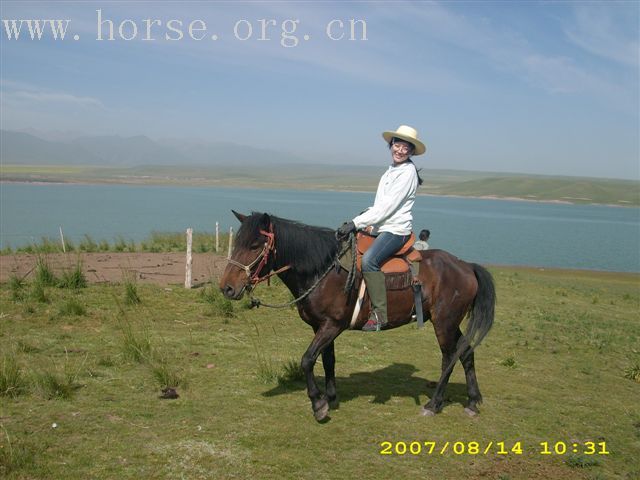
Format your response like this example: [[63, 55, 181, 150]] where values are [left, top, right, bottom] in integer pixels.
[[441, 264, 496, 379], [464, 263, 496, 352]]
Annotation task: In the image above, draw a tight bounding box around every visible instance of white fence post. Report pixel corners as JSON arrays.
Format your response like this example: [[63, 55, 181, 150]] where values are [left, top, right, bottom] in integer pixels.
[[185, 227, 193, 289], [215, 222, 219, 253], [227, 227, 233, 259], [59, 226, 66, 253]]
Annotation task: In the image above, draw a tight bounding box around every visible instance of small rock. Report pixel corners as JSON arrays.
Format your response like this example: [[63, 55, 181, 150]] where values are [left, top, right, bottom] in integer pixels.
[[159, 387, 179, 399]]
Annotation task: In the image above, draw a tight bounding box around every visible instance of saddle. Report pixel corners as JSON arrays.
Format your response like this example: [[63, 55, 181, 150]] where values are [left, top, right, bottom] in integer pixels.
[[356, 231, 422, 274], [339, 231, 422, 291], [340, 231, 426, 329]]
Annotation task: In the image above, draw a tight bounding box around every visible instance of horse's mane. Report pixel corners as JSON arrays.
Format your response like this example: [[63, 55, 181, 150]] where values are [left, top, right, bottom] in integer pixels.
[[236, 212, 340, 277]]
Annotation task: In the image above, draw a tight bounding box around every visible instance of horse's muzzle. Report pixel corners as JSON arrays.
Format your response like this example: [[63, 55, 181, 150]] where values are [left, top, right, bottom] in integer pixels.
[[220, 284, 246, 300]]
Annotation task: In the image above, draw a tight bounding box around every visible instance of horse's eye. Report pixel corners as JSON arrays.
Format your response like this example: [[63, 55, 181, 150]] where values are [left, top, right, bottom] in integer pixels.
[[250, 242, 262, 249]]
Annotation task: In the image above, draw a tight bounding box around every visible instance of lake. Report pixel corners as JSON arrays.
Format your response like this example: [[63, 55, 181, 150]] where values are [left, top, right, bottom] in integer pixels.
[[1, 182, 639, 272]]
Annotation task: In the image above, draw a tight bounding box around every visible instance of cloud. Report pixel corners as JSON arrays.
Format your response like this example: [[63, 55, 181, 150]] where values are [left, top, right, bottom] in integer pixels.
[[1, 79, 104, 108], [564, 3, 639, 67], [401, 2, 637, 112], [7, 90, 104, 107], [521, 54, 625, 97]]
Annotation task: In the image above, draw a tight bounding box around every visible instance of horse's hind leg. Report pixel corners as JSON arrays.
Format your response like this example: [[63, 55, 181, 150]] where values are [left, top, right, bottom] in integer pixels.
[[422, 341, 457, 416], [422, 312, 464, 416], [423, 324, 483, 417], [460, 341, 483, 416], [321, 341, 339, 409]]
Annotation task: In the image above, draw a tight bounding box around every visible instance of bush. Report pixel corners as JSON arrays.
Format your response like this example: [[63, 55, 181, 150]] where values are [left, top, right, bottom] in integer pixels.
[[114, 236, 127, 252], [277, 359, 305, 385], [30, 282, 48, 304], [79, 234, 99, 252], [58, 260, 87, 289], [8, 274, 26, 302], [34, 370, 79, 400], [151, 357, 186, 390], [63, 238, 76, 252], [34, 255, 57, 287], [118, 317, 152, 363], [123, 272, 141, 305], [0, 354, 28, 398], [200, 286, 234, 318]]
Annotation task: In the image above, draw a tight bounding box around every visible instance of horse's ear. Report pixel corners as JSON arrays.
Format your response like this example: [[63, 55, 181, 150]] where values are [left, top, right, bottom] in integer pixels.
[[260, 213, 271, 228], [232, 210, 246, 223]]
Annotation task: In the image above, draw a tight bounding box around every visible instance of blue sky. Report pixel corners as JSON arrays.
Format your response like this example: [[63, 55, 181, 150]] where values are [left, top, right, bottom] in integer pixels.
[[1, 1, 638, 179]]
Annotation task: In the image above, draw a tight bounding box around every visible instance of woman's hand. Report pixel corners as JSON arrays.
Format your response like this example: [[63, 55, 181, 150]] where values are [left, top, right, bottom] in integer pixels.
[[335, 221, 356, 240]]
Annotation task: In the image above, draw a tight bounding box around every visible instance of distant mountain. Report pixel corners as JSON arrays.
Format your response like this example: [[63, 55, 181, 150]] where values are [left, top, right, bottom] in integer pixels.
[[0, 130, 303, 166], [71, 134, 187, 165], [0, 130, 101, 165], [158, 138, 304, 165]]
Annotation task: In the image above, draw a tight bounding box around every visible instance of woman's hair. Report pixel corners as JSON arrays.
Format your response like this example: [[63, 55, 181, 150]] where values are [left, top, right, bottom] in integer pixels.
[[419, 229, 430, 241], [388, 137, 423, 186]]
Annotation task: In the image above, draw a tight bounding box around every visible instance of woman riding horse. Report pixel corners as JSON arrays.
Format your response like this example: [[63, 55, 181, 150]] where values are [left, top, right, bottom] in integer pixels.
[[337, 125, 426, 331]]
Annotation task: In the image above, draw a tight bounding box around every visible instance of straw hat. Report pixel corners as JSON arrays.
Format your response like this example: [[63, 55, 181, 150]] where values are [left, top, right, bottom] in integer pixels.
[[382, 125, 426, 156]]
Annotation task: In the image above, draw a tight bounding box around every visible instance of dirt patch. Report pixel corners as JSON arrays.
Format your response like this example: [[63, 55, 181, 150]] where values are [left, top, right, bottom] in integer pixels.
[[0, 252, 229, 286]]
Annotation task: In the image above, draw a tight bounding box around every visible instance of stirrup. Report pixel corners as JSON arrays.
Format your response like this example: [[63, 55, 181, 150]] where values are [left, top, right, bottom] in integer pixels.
[[362, 311, 386, 332]]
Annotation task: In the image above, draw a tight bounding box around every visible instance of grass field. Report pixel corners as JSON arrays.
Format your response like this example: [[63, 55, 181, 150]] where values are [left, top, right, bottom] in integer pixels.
[[1, 266, 639, 479], [2, 164, 638, 206]]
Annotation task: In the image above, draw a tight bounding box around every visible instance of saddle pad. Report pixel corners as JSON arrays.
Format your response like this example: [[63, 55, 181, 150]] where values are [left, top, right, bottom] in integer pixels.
[[338, 240, 420, 275]]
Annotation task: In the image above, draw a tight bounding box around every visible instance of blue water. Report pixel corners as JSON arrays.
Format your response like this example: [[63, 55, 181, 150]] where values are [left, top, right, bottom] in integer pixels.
[[1, 183, 639, 272]]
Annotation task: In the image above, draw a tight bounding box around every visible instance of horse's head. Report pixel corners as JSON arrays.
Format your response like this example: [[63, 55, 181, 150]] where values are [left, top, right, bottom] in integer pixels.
[[219, 210, 276, 300]]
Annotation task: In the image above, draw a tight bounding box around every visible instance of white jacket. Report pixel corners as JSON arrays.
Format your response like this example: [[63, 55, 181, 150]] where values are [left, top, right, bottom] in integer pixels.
[[352, 161, 418, 235]]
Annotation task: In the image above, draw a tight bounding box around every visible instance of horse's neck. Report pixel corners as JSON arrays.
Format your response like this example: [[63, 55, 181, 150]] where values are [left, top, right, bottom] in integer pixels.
[[272, 229, 335, 296], [277, 270, 314, 299]]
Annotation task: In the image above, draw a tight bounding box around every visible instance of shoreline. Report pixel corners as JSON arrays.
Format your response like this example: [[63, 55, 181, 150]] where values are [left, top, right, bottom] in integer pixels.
[[2, 178, 637, 208], [1, 250, 638, 278]]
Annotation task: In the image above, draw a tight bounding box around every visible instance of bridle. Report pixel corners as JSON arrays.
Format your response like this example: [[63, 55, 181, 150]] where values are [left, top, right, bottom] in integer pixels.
[[225, 223, 291, 288], [225, 223, 356, 309]]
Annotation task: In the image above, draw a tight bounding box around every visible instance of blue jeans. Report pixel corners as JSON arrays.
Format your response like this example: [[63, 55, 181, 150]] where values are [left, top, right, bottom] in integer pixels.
[[361, 232, 410, 272]]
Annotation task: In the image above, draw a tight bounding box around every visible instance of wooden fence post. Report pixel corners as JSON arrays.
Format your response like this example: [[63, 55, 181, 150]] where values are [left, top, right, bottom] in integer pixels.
[[185, 228, 193, 289], [227, 227, 233, 259], [215, 222, 219, 253], [59, 226, 66, 253]]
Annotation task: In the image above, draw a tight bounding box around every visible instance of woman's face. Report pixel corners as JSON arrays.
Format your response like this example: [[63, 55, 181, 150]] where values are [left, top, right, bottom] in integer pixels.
[[391, 140, 412, 164]]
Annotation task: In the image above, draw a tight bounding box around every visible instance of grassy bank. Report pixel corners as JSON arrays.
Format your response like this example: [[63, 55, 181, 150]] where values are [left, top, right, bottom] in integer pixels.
[[0, 231, 230, 255], [2, 164, 638, 206], [1, 267, 639, 479]]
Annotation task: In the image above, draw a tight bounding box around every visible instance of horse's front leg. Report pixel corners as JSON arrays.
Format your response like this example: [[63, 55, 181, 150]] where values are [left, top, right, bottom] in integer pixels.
[[301, 323, 341, 422], [321, 341, 338, 409]]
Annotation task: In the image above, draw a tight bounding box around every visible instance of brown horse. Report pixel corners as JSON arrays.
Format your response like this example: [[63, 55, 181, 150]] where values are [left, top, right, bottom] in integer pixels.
[[220, 211, 496, 422]]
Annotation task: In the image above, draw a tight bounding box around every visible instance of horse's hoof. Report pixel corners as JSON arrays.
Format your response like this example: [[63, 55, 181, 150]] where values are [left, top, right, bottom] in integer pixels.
[[464, 407, 478, 417], [314, 400, 330, 422], [420, 407, 436, 417], [328, 397, 340, 410]]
